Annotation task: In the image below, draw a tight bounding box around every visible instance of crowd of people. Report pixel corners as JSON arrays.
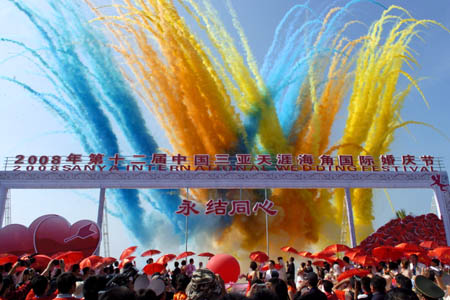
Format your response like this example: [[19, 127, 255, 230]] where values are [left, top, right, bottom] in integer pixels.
[[0, 253, 448, 300]]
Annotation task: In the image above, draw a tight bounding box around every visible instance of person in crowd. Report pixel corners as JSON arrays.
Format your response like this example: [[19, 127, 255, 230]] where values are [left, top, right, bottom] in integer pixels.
[[323, 280, 338, 300], [354, 277, 364, 300], [28, 275, 57, 300], [268, 278, 289, 300], [180, 261, 187, 275], [172, 262, 181, 287], [136, 289, 156, 300], [400, 260, 413, 279], [220, 293, 249, 300], [250, 289, 278, 300], [343, 257, 354, 272], [358, 276, 373, 300], [414, 275, 445, 300], [287, 257, 295, 282], [387, 274, 419, 300], [382, 262, 397, 291], [332, 262, 342, 278], [295, 272, 327, 300], [386, 288, 417, 300], [278, 257, 287, 282], [98, 286, 136, 300], [286, 279, 296, 300], [0, 261, 33, 300], [271, 271, 280, 280], [242, 261, 259, 296], [1, 276, 32, 300], [83, 275, 107, 300], [54, 273, 78, 300], [296, 262, 307, 289], [429, 259, 442, 279], [146, 258, 154, 265], [198, 262, 203, 269], [371, 276, 387, 300], [410, 255, 425, 277], [305, 261, 313, 273], [246, 279, 265, 298], [82, 267, 95, 281], [69, 265, 81, 281], [185, 259, 196, 278], [265, 261, 276, 281], [173, 274, 190, 300]]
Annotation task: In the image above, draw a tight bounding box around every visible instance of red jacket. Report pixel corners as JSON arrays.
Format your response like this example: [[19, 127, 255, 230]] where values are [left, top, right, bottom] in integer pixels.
[[4, 281, 32, 300], [26, 289, 58, 300]]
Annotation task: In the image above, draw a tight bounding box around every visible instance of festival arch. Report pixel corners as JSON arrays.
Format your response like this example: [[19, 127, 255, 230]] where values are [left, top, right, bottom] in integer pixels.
[[1, 154, 450, 251]]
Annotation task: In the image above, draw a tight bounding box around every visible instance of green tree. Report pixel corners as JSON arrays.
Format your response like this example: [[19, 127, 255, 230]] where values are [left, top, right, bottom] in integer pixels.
[[395, 209, 407, 219]]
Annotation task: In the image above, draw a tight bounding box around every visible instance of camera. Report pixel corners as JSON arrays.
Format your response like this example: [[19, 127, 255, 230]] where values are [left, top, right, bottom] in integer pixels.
[[105, 265, 138, 289], [18, 257, 35, 267]]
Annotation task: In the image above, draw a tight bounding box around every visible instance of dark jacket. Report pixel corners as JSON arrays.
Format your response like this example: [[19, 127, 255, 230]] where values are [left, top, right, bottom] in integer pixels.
[[296, 287, 327, 300], [371, 292, 386, 300]]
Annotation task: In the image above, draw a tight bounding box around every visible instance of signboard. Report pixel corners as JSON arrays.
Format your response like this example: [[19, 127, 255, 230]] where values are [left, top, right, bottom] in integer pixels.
[[5, 153, 443, 173], [175, 198, 278, 217]]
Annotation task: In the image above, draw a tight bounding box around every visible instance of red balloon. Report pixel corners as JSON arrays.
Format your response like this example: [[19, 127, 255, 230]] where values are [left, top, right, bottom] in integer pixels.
[[206, 254, 240, 283]]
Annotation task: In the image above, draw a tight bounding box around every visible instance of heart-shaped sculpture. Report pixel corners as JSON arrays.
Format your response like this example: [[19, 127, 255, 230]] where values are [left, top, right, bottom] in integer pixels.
[[0, 214, 100, 257], [33, 215, 100, 257], [0, 224, 34, 255]]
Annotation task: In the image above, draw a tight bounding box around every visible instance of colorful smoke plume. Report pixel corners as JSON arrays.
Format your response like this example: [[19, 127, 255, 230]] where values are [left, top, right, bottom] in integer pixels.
[[2, 0, 446, 254]]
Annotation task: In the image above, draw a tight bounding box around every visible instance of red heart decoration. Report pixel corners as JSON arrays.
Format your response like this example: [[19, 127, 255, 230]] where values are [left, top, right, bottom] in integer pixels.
[[360, 213, 446, 254], [34, 215, 100, 257], [0, 224, 34, 255]]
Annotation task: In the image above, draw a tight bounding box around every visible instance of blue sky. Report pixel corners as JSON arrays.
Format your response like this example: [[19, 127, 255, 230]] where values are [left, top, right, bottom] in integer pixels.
[[0, 0, 449, 263]]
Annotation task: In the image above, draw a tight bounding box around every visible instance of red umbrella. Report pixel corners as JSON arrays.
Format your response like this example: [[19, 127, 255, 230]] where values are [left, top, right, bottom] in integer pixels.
[[198, 252, 215, 258], [345, 248, 365, 261], [310, 251, 333, 260], [0, 254, 18, 265], [322, 244, 351, 255], [31, 255, 52, 272], [102, 257, 117, 265], [54, 251, 84, 267], [325, 257, 346, 268], [352, 255, 377, 267], [141, 249, 161, 257], [93, 262, 106, 270], [261, 264, 283, 271], [80, 255, 103, 269], [428, 247, 450, 263], [250, 251, 269, 263], [156, 254, 176, 265], [118, 256, 136, 269], [395, 243, 425, 253], [372, 246, 402, 261], [176, 251, 195, 260], [143, 263, 165, 275], [420, 241, 439, 250], [297, 251, 312, 258], [120, 246, 137, 261], [337, 269, 370, 282], [281, 246, 298, 254]]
